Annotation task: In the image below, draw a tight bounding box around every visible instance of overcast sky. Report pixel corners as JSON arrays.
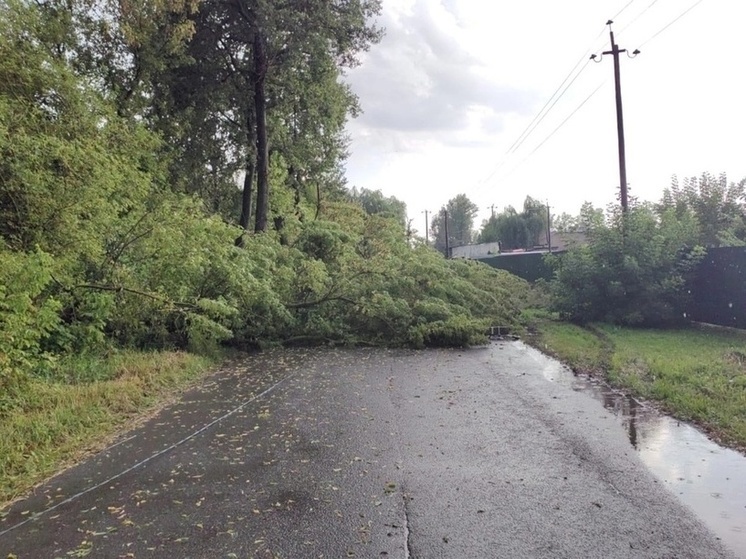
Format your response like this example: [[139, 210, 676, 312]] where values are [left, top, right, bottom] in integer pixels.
[[342, 0, 746, 231]]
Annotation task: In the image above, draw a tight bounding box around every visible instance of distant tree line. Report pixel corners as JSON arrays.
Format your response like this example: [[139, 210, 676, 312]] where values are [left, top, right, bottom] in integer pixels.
[[429, 173, 746, 327], [429, 194, 550, 254]]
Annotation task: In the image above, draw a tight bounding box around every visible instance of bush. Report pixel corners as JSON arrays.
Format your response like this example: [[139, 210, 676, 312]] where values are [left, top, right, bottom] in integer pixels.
[[409, 316, 489, 348], [0, 248, 60, 414], [550, 204, 704, 325]]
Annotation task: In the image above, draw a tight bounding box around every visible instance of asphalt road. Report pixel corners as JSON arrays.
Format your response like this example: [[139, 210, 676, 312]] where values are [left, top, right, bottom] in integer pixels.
[[0, 342, 736, 558]]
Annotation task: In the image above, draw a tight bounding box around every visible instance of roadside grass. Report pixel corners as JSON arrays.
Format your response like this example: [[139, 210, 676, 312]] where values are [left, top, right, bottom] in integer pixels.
[[521, 309, 610, 374], [0, 350, 217, 508], [525, 314, 746, 451]]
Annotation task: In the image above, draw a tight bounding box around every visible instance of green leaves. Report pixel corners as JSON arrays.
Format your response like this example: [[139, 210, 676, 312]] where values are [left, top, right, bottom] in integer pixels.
[[0, 0, 533, 391], [658, 173, 746, 248], [550, 203, 705, 326], [477, 196, 550, 250], [431, 194, 479, 253], [0, 248, 60, 413]]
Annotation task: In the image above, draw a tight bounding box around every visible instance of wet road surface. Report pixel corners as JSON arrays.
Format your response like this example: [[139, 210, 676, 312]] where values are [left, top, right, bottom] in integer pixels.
[[532, 342, 746, 554], [0, 343, 738, 558]]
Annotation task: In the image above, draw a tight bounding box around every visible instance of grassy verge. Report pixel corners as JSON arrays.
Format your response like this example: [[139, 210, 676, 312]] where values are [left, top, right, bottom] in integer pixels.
[[0, 350, 218, 508], [524, 311, 746, 451]]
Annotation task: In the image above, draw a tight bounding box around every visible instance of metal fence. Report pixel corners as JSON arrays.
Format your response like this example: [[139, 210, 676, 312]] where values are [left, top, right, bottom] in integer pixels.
[[479, 246, 746, 330], [688, 246, 746, 329], [479, 252, 554, 283]]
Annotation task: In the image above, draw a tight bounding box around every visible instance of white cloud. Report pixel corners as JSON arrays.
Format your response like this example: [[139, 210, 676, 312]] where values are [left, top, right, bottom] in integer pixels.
[[345, 0, 534, 147]]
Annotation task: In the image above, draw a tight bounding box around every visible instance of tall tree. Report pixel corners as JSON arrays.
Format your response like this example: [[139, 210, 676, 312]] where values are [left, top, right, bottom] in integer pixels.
[[521, 196, 547, 247], [477, 215, 501, 244], [476, 196, 550, 250], [658, 173, 746, 247], [553, 212, 577, 233], [349, 188, 407, 227], [431, 194, 479, 254], [220, 0, 383, 232], [34, 0, 382, 235]]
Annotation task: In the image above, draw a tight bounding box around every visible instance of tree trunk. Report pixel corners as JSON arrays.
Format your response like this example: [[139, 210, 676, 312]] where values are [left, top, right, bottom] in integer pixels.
[[235, 157, 254, 247], [253, 32, 269, 233], [315, 183, 322, 220], [288, 165, 306, 222]]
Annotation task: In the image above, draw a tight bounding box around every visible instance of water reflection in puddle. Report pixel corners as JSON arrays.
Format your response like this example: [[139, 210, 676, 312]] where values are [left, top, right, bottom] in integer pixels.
[[521, 342, 746, 557]]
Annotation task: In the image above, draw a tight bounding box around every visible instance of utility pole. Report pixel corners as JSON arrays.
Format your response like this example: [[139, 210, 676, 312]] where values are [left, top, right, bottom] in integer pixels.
[[443, 209, 450, 258], [546, 201, 552, 253], [591, 20, 639, 213], [422, 210, 429, 246], [488, 204, 496, 219]]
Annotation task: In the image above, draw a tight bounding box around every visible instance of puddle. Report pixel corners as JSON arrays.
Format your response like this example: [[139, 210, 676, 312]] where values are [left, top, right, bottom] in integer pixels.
[[524, 343, 746, 557]]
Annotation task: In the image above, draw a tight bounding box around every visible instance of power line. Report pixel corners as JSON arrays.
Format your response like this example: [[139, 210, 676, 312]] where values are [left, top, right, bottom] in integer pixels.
[[510, 58, 593, 155], [477, 36, 603, 187], [499, 81, 607, 183], [473, 0, 646, 192], [506, 57, 589, 156], [617, 0, 661, 36], [612, 0, 637, 21], [638, 0, 705, 48], [491, 0, 700, 187], [529, 82, 606, 158]]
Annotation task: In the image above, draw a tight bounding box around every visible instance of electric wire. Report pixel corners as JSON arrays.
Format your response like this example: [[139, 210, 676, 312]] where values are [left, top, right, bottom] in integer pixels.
[[505, 57, 589, 156], [612, 0, 637, 21], [499, 81, 607, 183], [617, 0, 661, 36], [510, 58, 593, 155], [505, 0, 652, 162], [638, 0, 705, 48], [472, 0, 702, 208], [475, 0, 648, 193], [478, 29, 605, 187], [0, 371, 297, 538], [527, 82, 606, 159]]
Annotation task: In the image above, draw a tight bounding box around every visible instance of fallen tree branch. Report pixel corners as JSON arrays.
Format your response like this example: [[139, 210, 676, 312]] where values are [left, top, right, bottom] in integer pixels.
[[286, 295, 357, 310], [51, 277, 198, 311]]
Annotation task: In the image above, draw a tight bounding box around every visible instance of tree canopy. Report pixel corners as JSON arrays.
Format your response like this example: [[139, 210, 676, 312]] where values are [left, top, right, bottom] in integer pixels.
[[431, 194, 479, 255], [477, 196, 548, 250], [658, 173, 746, 247], [549, 201, 704, 325], [0, 0, 531, 400]]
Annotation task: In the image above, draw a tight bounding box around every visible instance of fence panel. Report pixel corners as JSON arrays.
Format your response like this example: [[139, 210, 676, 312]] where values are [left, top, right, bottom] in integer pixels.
[[479, 252, 554, 283], [689, 246, 746, 329]]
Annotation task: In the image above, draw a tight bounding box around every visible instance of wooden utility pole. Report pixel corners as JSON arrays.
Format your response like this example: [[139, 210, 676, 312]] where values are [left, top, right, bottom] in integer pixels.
[[592, 20, 639, 213], [443, 209, 450, 258], [546, 201, 552, 253], [422, 210, 430, 245]]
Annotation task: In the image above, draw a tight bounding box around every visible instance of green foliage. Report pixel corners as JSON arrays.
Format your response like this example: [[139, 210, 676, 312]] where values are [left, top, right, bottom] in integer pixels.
[[296, 220, 351, 264], [0, 248, 60, 414], [410, 316, 489, 348], [431, 194, 479, 254], [348, 187, 407, 226], [551, 202, 605, 234], [478, 196, 549, 250], [658, 172, 746, 247], [550, 203, 705, 325], [0, 0, 532, 397], [287, 211, 530, 346]]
